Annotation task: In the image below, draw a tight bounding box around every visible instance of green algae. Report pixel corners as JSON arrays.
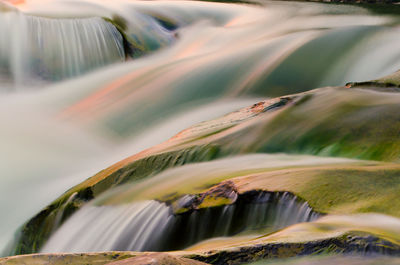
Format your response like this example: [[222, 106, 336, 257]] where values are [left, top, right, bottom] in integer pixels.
[[252, 89, 400, 161], [11, 145, 224, 255], [296, 169, 400, 216], [187, 232, 400, 265], [12, 84, 400, 255]]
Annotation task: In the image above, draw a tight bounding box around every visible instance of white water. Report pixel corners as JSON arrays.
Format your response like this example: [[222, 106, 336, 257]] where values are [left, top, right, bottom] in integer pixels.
[[39, 154, 353, 253], [1, 0, 400, 255], [0, 9, 125, 89], [42, 192, 319, 253], [0, 96, 255, 253]]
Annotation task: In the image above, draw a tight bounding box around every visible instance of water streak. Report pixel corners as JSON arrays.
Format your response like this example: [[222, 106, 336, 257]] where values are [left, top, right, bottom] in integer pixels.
[[2, 0, 400, 255], [42, 192, 319, 253], [0, 10, 124, 89]]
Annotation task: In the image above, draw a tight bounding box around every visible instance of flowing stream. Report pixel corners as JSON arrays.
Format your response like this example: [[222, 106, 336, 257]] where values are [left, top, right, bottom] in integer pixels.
[[1, 0, 400, 255], [0, 9, 125, 89], [41, 192, 319, 253]]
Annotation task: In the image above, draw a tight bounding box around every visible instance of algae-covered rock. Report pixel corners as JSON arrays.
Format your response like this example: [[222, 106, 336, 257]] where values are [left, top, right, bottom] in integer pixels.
[[3, 214, 400, 265], [4, 205, 400, 264], [104, 253, 207, 265], [11, 85, 400, 254], [183, 214, 400, 264], [172, 180, 238, 214], [95, 154, 400, 218]]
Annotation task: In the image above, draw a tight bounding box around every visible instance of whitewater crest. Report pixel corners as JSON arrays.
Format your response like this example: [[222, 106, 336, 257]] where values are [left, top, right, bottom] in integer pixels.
[[41, 191, 319, 253], [0, 9, 125, 89]]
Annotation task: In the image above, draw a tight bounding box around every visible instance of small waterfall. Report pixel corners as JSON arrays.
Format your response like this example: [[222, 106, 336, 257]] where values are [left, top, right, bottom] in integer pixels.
[[41, 191, 319, 253], [0, 10, 125, 89]]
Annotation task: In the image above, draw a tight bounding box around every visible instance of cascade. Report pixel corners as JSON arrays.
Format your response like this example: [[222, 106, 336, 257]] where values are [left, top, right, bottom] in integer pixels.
[[0, 9, 125, 89], [41, 191, 319, 253], [1, 0, 400, 258]]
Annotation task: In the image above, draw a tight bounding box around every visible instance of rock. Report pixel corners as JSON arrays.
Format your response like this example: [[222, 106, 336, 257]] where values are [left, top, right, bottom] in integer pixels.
[[247, 255, 400, 265], [172, 181, 238, 213], [3, 213, 400, 264], [0, 252, 136, 265], [348, 69, 400, 89], [12, 76, 400, 254], [3, 212, 400, 264], [104, 253, 207, 265], [0, 252, 207, 265], [184, 214, 400, 264]]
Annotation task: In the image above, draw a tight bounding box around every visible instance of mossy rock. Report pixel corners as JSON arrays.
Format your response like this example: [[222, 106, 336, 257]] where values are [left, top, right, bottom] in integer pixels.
[[94, 155, 400, 218], [11, 84, 400, 254], [183, 213, 400, 264], [10, 98, 282, 255], [3, 214, 400, 264]]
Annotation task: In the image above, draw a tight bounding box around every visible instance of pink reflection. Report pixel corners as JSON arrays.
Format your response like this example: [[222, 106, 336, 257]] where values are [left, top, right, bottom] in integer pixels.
[[3, 0, 24, 5]]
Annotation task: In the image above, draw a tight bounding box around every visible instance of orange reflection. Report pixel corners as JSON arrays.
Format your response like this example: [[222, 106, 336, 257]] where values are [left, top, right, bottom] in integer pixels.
[[4, 0, 24, 5]]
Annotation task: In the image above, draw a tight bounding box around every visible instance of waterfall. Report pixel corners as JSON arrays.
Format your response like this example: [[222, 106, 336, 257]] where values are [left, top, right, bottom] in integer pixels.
[[0, 10, 125, 90], [41, 191, 319, 253], [2, 0, 400, 257]]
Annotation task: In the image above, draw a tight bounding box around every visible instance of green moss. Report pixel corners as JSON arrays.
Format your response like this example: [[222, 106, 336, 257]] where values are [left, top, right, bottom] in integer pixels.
[[11, 145, 225, 255], [246, 88, 400, 161], [14, 85, 400, 255], [187, 230, 400, 264], [300, 169, 400, 216], [197, 197, 233, 209]]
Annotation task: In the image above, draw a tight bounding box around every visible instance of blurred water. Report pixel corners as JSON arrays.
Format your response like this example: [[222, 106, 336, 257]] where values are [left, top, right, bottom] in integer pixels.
[[0, 9, 125, 89], [1, 0, 400, 254], [41, 192, 319, 253]]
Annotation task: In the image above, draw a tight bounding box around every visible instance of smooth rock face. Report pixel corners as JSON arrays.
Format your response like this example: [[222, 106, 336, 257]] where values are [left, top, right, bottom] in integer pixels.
[[0, 253, 206, 265], [2, 0, 400, 263], [11, 85, 400, 255], [173, 180, 239, 213], [104, 253, 207, 265], [0, 252, 136, 265], [41, 190, 319, 253], [349, 69, 400, 89], [248, 255, 400, 265]]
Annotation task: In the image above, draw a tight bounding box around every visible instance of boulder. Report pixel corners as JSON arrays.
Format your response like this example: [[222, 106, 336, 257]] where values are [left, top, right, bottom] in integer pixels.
[[11, 80, 400, 254]]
